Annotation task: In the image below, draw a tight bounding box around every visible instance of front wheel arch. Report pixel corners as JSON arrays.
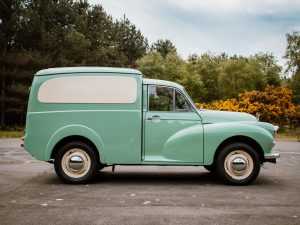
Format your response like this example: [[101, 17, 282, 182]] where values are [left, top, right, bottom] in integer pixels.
[[213, 136, 264, 165]]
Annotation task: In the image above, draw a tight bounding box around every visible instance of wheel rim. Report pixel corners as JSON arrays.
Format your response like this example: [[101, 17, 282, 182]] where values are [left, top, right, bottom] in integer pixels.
[[61, 148, 91, 179], [224, 150, 254, 180]]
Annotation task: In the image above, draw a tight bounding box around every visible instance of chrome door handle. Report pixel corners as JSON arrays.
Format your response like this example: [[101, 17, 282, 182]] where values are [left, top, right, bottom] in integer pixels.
[[147, 115, 161, 120]]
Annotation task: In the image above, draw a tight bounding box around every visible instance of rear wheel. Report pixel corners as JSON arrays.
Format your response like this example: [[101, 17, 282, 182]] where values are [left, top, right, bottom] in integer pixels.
[[54, 141, 99, 184], [216, 143, 260, 185]]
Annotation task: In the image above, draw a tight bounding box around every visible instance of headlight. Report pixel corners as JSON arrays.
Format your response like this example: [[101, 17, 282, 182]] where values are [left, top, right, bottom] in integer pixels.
[[274, 125, 279, 137], [256, 112, 260, 121]]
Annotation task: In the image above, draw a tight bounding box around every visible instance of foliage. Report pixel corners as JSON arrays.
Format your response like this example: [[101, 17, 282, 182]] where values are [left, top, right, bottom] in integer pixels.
[[150, 39, 177, 58], [136, 52, 165, 79], [219, 59, 266, 99], [251, 53, 281, 86], [0, 1, 298, 129], [284, 31, 300, 104], [0, 0, 148, 128], [0, 130, 24, 138], [137, 52, 204, 102], [114, 17, 148, 66], [187, 53, 220, 102], [195, 86, 300, 126], [138, 51, 282, 103], [290, 71, 300, 104], [284, 30, 300, 74]]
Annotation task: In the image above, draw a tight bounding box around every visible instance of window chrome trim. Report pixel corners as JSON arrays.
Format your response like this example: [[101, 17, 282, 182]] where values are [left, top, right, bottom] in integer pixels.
[[147, 84, 195, 113]]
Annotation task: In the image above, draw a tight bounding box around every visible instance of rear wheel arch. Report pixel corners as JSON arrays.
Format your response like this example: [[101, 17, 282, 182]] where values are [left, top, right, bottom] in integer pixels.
[[45, 125, 106, 163], [51, 135, 101, 164]]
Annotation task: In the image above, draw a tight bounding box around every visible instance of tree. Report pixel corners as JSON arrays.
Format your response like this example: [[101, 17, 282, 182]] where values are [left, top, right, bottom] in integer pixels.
[[137, 52, 203, 102], [0, 0, 291, 127], [252, 53, 281, 86], [150, 39, 176, 58], [85, 4, 115, 66], [115, 16, 148, 67], [0, 0, 24, 128], [284, 31, 300, 103], [136, 52, 165, 79], [188, 53, 221, 102], [284, 31, 300, 74], [0, 0, 149, 128], [180, 65, 203, 102], [290, 71, 300, 104], [164, 53, 185, 81], [219, 59, 266, 99], [0, 0, 25, 54]]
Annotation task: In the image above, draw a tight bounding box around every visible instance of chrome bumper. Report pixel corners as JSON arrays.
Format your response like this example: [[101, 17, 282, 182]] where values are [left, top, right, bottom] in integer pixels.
[[264, 152, 280, 163]]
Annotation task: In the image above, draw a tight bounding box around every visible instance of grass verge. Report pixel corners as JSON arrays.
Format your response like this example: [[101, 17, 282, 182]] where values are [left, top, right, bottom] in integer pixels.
[[275, 133, 299, 142], [0, 130, 24, 138]]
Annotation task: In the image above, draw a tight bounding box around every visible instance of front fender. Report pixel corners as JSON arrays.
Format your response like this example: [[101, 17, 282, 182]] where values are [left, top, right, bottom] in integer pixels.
[[203, 122, 274, 164], [45, 124, 106, 162], [162, 124, 204, 162]]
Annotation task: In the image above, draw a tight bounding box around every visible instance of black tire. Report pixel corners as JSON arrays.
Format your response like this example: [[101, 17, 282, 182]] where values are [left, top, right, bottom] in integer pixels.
[[216, 143, 260, 185], [54, 141, 99, 184], [98, 165, 105, 171], [204, 164, 216, 173]]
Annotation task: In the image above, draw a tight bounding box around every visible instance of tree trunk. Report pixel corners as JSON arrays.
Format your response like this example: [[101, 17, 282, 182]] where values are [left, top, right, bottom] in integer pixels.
[[1, 74, 5, 129], [20, 106, 23, 126]]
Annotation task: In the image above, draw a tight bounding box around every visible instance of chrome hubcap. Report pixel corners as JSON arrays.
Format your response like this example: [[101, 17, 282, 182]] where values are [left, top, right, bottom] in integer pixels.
[[68, 155, 84, 171], [231, 157, 247, 173], [61, 148, 91, 178], [224, 150, 254, 180]]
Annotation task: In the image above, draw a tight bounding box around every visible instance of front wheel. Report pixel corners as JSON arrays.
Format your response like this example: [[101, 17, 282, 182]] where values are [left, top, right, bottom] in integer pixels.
[[204, 164, 216, 173], [216, 143, 260, 185], [54, 141, 99, 184]]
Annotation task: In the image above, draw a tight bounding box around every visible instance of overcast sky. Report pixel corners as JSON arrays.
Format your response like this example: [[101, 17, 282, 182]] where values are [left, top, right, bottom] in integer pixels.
[[90, 0, 300, 66]]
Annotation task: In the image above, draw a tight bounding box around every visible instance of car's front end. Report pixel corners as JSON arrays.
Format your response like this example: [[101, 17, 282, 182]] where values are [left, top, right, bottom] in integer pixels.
[[198, 109, 280, 164]]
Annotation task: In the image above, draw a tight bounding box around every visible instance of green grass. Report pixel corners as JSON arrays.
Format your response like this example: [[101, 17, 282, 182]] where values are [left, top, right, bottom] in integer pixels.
[[0, 130, 24, 138], [275, 133, 299, 142]]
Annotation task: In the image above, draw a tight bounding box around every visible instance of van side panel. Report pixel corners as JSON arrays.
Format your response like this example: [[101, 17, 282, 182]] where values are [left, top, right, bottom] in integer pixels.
[[24, 72, 142, 164]]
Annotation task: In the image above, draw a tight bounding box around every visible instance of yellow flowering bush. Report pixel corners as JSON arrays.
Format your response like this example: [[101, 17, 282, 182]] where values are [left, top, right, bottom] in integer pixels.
[[195, 86, 300, 126]]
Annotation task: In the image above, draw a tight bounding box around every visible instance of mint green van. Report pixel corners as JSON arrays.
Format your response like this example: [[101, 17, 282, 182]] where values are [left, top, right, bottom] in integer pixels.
[[23, 67, 279, 185]]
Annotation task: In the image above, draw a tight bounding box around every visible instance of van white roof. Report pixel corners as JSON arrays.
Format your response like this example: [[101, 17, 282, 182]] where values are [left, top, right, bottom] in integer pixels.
[[35, 67, 142, 76], [143, 78, 184, 90]]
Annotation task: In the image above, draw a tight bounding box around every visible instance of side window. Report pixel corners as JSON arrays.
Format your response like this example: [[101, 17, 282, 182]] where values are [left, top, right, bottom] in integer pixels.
[[175, 89, 190, 111], [149, 86, 173, 111], [148, 85, 191, 112]]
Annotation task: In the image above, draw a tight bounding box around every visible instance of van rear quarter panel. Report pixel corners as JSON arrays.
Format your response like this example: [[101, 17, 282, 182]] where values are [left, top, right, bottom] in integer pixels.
[[24, 72, 142, 164]]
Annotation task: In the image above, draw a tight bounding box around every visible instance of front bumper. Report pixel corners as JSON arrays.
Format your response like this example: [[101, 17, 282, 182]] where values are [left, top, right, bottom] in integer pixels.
[[264, 152, 280, 163]]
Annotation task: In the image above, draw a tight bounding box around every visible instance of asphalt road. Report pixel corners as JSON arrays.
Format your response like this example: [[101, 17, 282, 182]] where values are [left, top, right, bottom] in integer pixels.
[[0, 139, 299, 225]]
